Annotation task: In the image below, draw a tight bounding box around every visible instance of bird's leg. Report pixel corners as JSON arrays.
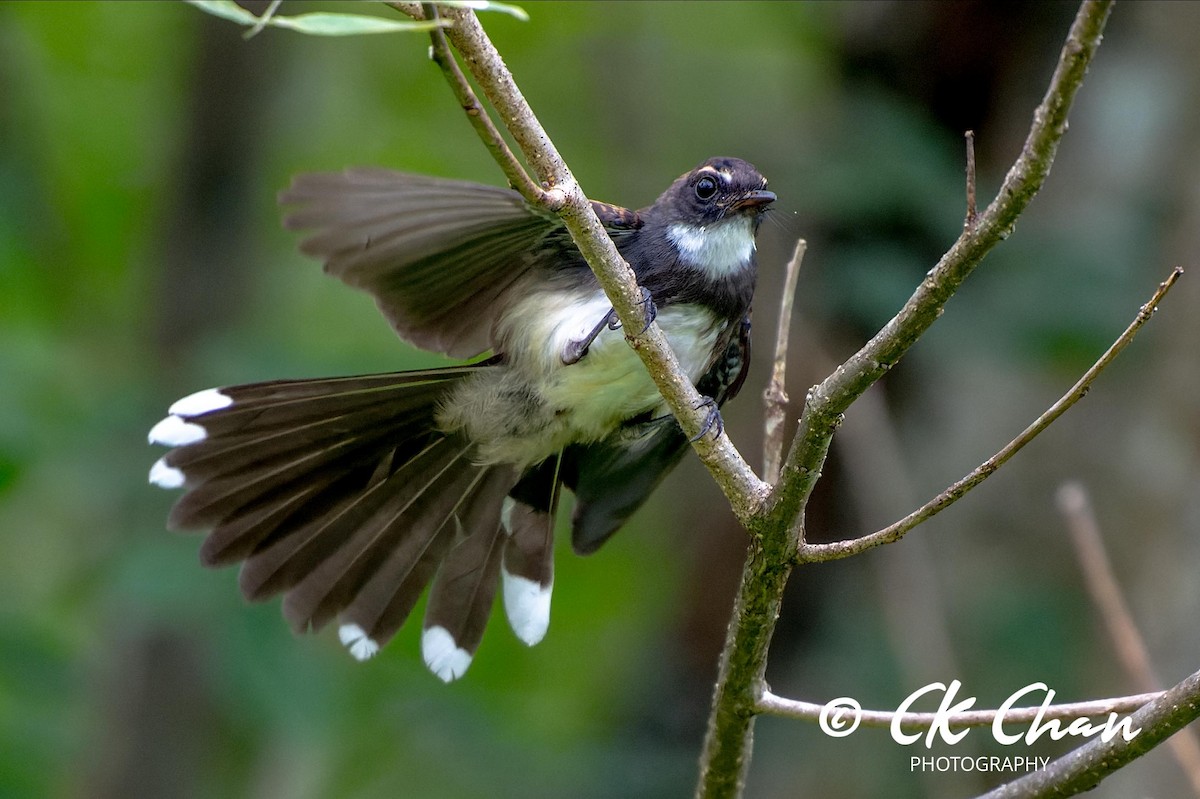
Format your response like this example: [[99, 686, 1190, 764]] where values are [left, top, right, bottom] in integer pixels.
[[561, 288, 657, 365], [599, 287, 657, 334], [689, 396, 724, 442], [562, 310, 618, 365]]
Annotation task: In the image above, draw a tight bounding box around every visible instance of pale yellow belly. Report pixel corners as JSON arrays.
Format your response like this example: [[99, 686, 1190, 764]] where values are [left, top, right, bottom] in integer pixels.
[[437, 287, 724, 467], [539, 303, 723, 438]]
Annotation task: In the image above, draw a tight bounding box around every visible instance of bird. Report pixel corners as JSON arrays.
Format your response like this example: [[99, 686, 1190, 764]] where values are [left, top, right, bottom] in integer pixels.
[[148, 156, 774, 681]]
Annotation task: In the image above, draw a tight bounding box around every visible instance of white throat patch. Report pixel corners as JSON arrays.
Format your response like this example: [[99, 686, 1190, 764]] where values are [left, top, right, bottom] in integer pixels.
[[667, 217, 756, 277]]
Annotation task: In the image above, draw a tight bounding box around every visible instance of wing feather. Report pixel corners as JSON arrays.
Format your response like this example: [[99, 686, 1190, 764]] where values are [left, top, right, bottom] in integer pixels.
[[281, 170, 558, 358], [280, 169, 645, 358]]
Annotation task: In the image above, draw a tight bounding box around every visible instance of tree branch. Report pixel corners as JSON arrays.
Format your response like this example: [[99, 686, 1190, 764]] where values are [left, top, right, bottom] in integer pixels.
[[798, 266, 1183, 563], [979, 666, 1200, 798], [697, 2, 1114, 795], [1059, 482, 1162, 691], [965, 129, 978, 227], [762, 239, 806, 484]]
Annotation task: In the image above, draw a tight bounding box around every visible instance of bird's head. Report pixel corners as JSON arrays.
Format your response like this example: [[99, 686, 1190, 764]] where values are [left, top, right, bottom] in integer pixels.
[[655, 157, 775, 276]]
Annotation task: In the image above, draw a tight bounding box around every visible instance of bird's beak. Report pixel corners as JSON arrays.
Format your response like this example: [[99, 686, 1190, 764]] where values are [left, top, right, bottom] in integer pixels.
[[731, 190, 776, 211]]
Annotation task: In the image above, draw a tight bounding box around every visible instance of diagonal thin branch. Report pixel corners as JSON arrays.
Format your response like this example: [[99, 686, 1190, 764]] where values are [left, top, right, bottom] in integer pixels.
[[1058, 481, 1200, 796], [798, 266, 1183, 563], [762, 239, 806, 484], [757, 689, 1160, 731], [1059, 482, 1162, 689]]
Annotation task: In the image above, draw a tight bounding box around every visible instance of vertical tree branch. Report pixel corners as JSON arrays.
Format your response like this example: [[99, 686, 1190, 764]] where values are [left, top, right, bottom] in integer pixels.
[[762, 239, 806, 484], [697, 2, 1114, 795], [965, 129, 978, 227]]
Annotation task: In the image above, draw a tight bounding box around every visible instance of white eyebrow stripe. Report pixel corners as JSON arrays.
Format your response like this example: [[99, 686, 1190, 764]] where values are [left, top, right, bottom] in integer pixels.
[[696, 165, 730, 186]]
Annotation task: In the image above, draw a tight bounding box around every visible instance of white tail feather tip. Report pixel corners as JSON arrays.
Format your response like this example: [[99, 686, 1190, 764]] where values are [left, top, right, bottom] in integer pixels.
[[149, 457, 185, 489], [421, 626, 472, 682], [338, 623, 380, 661], [501, 566, 552, 646], [169, 388, 232, 417], [148, 415, 207, 446]]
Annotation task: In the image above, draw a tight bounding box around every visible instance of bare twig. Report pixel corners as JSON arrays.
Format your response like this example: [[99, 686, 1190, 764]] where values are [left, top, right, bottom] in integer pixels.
[[757, 689, 1159, 731], [762, 239, 806, 484], [1059, 482, 1161, 691], [698, 3, 1114, 795], [980, 665, 1200, 798], [798, 266, 1183, 563], [1058, 482, 1200, 796], [965, 129, 977, 227]]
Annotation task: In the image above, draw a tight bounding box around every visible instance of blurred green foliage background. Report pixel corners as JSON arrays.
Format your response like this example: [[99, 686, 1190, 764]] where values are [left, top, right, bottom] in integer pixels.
[[1, 2, 1198, 797]]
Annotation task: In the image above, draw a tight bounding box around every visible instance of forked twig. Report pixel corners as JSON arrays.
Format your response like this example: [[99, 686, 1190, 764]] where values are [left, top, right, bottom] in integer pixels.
[[798, 267, 1183, 563]]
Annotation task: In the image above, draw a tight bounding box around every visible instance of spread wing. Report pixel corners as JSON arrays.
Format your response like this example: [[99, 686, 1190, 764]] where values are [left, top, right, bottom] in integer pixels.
[[280, 170, 642, 359], [564, 314, 753, 554]]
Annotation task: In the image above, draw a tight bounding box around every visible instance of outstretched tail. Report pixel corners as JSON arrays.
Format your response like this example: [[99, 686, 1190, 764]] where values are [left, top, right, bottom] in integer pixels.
[[148, 366, 554, 681]]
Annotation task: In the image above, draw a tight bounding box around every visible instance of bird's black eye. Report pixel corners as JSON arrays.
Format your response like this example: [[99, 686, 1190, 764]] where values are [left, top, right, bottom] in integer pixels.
[[694, 176, 718, 201]]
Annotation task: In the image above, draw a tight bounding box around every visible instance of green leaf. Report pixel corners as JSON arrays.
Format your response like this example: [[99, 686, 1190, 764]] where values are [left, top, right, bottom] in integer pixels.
[[185, 0, 260, 26], [266, 12, 446, 36], [183, 1, 449, 37]]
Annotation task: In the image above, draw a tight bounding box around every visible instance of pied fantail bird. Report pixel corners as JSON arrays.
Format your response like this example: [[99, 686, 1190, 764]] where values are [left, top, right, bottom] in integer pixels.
[[149, 156, 774, 681]]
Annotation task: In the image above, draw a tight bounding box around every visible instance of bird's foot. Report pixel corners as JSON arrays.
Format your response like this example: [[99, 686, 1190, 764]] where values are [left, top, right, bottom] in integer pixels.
[[689, 396, 724, 442]]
